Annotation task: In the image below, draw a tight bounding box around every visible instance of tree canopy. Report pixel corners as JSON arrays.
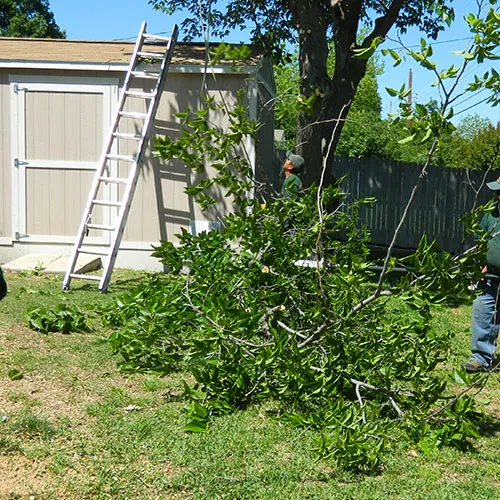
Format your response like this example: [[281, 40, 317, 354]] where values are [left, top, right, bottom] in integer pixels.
[[0, 0, 65, 38], [149, 0, 454, 185]]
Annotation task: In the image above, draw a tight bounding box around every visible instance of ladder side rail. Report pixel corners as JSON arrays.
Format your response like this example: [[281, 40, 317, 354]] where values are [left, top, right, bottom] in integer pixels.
[[137, 24, 179, 164], [99, 26, 179, 292], [97, 21, 148, 171], [62, 23, 148, 290], [98, 162, 141, 292]]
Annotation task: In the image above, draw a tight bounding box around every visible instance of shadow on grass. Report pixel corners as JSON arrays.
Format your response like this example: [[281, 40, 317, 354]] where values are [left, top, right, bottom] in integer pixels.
[[477, 416, 500, 437]]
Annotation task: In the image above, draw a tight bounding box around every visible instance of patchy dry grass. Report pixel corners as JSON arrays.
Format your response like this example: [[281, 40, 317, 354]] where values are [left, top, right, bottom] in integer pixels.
[[0, 270, 499, 499]]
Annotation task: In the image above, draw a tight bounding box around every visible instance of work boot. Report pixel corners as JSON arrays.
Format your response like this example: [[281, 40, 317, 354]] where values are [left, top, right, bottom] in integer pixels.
[[462, 359, 489, 373]]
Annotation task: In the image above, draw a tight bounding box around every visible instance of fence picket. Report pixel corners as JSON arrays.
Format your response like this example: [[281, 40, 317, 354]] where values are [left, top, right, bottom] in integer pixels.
[[332, 158, 492, 253]]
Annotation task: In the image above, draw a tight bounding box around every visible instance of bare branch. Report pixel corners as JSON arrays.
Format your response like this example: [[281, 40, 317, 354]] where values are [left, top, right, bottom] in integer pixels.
[[361, 0, 405, 49], [424, 372, 492, 421], [244, 370, 268, 398], [276, 320, 308, 339], [350, 290, 393, 315], [351, 378, 405, 418], [297, 322, 331, 349]]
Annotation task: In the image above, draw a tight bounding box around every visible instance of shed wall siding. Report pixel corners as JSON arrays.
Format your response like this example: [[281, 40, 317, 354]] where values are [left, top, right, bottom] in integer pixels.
[[0, 71, 12, 240], [0, 67, 263, 256], [25, 90, 103, 162], [121, 72, 247, 244]]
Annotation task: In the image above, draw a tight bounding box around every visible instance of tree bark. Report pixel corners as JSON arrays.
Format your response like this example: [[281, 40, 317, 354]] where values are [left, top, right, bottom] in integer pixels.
[[290, 1, 330, 186], [292, 0, 405, 187]]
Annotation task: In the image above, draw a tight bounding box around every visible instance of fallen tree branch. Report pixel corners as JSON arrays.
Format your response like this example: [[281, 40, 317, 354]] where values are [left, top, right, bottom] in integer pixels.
[[244, 370, 268, 398], [424, 372, 491, 421], [276, 320, 308, 339], [350, 378, 405, 418], [297, 322, 330, 349]]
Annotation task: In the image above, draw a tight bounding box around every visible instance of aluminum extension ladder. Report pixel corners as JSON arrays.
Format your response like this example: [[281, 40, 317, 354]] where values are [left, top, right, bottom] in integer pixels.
[[62, 22, 178, 292]]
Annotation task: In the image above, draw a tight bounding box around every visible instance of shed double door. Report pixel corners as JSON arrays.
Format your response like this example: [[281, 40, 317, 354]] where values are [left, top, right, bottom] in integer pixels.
[[10, 78, 118, 243]]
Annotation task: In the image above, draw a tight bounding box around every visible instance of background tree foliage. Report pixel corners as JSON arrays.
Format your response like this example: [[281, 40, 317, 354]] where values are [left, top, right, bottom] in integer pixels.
[[149, 0, 454, 185], [275, 51, 388, 158], [438, 119, 500, 171], [0, 0, 65, 38]]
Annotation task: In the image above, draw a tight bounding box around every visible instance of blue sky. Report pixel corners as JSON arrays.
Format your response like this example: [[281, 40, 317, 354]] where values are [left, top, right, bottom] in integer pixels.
[[49, 0, 499, 125]]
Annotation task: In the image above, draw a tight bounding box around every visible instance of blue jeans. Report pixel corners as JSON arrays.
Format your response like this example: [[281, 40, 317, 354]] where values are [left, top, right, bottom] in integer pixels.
[[470, 279, 499, 367]]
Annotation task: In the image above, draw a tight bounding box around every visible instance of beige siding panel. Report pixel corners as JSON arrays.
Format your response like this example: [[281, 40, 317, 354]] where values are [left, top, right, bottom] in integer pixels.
[[0, 71, 11, 239], [81, 93, 103, 161], [22, 87, 105, 236], [26, 168, 94, 235], [25, 91, 103, 161], [121, 72, 248, 244]]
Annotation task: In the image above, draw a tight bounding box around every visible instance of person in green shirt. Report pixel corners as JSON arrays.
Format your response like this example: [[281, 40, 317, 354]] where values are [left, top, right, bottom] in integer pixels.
[[281, 152, 305, 199], [462, 177, 500, 372]]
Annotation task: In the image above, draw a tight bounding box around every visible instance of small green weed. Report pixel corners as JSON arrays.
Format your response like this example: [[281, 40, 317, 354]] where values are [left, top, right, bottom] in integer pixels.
[[25, 303, 91, 334], [0, 436, 21, 454], [10, 410, 56, 440], [7, 368, 24, 380], [18, 261, 45, 277]]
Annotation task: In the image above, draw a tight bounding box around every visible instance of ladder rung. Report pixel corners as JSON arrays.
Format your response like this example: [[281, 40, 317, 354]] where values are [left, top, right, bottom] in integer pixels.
[[78, 248, 109, 256], [92, 199, 123, 207], [125, 90, 156, 99], [142, 33, 171, 42], [99, 176, 129, 184], [119, 111, 148, 119], [86, 223, 115, 231], [113, 132, 142, 141], [131, 70, 160, 80], [106, 154, 136, 162], [137, 51, 165, 59], [70, 273, 102, 282]]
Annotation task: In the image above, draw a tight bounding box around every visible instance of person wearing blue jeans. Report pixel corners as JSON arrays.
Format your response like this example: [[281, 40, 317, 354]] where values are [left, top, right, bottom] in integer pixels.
[[462, 178, 500, 373]]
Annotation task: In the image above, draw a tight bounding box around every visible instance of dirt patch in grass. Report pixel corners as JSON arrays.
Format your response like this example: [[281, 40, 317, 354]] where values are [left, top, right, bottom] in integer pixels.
[[0, 324, 179, 498], [0, 454, 58, 499], [1, 325, 113, 424]]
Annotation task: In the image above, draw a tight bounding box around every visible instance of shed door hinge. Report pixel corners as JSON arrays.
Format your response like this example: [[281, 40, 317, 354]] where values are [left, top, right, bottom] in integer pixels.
[[14, 158, 29, 168], [13, 84, 28, 94]]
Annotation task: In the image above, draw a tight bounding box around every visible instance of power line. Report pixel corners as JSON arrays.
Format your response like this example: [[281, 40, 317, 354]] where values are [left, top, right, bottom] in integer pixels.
[[383, 36, 474, 53], [112, 30, 172, 41], [452, 87, 487, 108], [455, 95, 493, 116]]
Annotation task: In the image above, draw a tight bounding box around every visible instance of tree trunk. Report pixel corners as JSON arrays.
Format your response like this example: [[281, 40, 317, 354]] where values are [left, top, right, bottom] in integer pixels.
[[290, 1, 329, 186], [292, 0, 405, 187]]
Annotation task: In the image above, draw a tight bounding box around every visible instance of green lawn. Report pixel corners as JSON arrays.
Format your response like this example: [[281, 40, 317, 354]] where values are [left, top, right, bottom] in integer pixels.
[[0, 269, 499, 499]]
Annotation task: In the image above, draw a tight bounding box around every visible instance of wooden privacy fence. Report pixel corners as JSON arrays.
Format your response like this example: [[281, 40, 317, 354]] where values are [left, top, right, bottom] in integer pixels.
[[331, 157, 493, 253]]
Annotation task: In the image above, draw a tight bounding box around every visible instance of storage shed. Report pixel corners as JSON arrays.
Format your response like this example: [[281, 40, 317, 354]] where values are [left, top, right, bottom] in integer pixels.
[[0, 34, 275, 270]]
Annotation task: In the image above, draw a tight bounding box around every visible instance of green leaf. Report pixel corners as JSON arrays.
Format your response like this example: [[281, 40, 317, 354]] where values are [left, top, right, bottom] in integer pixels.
[[420, 127, 433, 143], [398, 134, 416, 145], [184, 421, 209, 432], [352, 37, 382, 60], [8, 369, 23, 380], [453, 371, 466, 385], [415, 103, 427, 117]]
